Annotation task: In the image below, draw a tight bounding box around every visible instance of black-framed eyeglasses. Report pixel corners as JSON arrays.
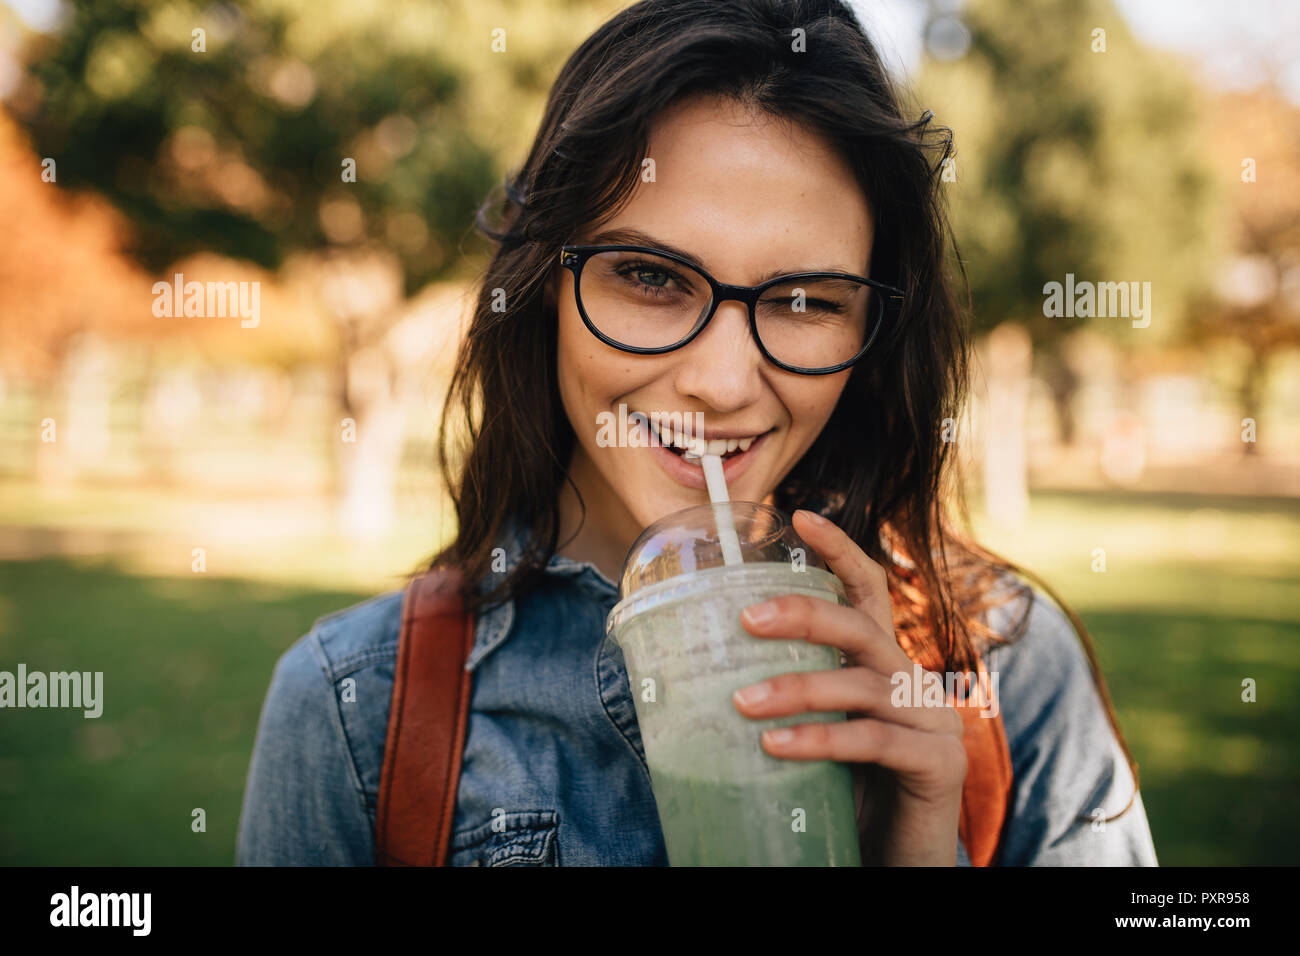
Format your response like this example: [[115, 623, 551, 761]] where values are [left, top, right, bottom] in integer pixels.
[[558, 244, 904, 375]]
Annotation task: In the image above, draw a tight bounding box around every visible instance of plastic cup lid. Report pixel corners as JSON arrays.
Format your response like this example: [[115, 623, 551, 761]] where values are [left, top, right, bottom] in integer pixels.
[[612, 500, 835, 597]]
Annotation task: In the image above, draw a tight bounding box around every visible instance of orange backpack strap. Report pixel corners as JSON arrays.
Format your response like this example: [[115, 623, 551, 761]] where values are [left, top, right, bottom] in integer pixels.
[[375, 568, 475, 866], [951, 656, 1012, 866]]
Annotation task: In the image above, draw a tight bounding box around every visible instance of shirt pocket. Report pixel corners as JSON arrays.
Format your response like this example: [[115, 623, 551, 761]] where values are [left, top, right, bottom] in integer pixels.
[[449, 809, 560, 866]]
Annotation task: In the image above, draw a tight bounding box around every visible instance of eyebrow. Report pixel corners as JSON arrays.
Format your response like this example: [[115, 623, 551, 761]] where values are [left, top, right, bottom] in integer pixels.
[[584, 227, 864, 283]]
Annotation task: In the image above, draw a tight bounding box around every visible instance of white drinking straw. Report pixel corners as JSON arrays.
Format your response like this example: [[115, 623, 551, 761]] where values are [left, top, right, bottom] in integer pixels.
[[697, 452, 744, 566]]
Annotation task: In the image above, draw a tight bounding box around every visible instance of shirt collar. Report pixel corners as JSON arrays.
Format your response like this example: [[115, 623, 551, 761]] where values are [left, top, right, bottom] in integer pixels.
[[466, 514, 620, 673]]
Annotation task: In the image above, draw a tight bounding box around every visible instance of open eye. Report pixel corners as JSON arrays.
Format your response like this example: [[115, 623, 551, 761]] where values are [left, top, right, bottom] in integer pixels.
[[615, 260, 692, 296]]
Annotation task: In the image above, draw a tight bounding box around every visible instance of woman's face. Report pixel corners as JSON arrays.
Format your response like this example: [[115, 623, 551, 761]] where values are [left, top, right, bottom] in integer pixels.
[[550, 94, 875, 551]]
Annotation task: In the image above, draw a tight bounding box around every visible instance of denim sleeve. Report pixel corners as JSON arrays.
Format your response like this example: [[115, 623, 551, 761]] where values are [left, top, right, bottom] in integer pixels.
[[235, 631, 375, 865], [989, 585, 1159, 866]]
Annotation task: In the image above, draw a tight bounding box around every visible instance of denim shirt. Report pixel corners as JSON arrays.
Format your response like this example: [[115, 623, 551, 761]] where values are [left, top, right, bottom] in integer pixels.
[[236, 517, 1158, 866]]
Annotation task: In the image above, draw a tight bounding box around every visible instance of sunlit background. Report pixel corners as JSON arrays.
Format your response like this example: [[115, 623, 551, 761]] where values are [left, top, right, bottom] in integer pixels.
[[0, 0, 1296, 865]]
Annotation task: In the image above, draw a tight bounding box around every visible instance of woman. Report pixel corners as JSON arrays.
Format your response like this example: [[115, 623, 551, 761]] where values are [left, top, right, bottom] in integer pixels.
[[237, 0, 1157, 866]]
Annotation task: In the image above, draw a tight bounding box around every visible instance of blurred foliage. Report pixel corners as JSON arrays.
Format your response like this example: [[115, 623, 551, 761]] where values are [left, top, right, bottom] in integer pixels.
[[10, 0, 622, 293], [916, 0, 1224, 351], [1192, 87, 1300, 435], [0, 109, 158, 378]]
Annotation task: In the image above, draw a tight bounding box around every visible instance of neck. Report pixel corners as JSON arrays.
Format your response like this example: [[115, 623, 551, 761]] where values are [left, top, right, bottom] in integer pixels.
[[556, 446, 643, 586]]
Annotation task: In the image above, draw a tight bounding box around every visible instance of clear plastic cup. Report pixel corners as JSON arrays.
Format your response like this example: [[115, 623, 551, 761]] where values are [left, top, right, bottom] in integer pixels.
[[605, 501, 862, 866]]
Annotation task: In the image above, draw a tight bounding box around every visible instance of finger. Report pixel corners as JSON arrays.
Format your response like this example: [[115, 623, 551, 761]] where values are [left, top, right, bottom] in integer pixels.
[[760, 717, 968, 790], [734, 667, 965, 736], [740, 591, 911, 673], [791, 509, 893, 638]]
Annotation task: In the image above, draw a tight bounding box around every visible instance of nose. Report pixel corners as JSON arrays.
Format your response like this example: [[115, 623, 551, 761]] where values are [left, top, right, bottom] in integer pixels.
[[671, 298, 766, 413]]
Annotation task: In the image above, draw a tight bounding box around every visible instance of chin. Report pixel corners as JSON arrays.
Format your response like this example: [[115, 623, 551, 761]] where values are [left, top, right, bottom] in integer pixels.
[[627, 491, 693, 529]]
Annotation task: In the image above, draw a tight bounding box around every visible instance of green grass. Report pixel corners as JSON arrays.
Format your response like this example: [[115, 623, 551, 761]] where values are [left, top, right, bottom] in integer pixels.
[[970, 489, 1300, 865], [0, 556, 369, 865], [1088, 608, 1299, 865], [0, 488, 1296, 865]]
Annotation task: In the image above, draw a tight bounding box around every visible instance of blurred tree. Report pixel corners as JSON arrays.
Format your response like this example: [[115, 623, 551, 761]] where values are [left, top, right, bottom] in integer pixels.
[[1196, 87, 1300, 455], [15, 0, 496, 290], [0, 111, 158, 382], [916, 0, 1222, 443], [7, 0, 621, 535], [0, 109, 172, 486]]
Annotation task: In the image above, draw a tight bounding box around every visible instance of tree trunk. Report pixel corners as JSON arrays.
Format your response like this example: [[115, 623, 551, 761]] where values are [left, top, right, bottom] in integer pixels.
[[36, 333, 111, 488], [337, 346, 408, 540], [1240, 344, 1266, 457], [981, 321, 1032, 527], [1041, 347, 1078, 447]]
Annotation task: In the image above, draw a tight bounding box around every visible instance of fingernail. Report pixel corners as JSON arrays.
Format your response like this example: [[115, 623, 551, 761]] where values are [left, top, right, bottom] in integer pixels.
[[765, 727, 794, 745], [734, 682, 770, 706], [742, 600, 778, 625], [799, 509, 828, 526]]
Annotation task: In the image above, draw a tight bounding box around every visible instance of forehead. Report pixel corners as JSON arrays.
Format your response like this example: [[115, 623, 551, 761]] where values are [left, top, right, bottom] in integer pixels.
[[586, 95, 875, 281]]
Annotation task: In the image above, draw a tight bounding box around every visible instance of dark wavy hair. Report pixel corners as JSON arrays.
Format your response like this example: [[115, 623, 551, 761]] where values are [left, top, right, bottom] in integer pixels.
[[425, 0, 1139, 819]]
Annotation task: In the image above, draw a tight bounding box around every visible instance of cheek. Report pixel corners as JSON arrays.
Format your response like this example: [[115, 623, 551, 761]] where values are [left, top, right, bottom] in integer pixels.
[[780, 378, 849, 458], [556, 302, 620, 430], [786, 378, 846, 428], [555, 307, 588, 424]]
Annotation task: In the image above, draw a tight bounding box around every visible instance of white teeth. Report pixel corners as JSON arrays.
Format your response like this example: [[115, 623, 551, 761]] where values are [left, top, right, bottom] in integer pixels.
[[649, 422, 690, 449], [649, 420, 764, 457]]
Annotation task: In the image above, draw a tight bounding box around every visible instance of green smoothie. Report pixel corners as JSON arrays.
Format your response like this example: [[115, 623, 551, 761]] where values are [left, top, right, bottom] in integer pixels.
[[648, 760, 862, 867], [609, 558, 863, 867]]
